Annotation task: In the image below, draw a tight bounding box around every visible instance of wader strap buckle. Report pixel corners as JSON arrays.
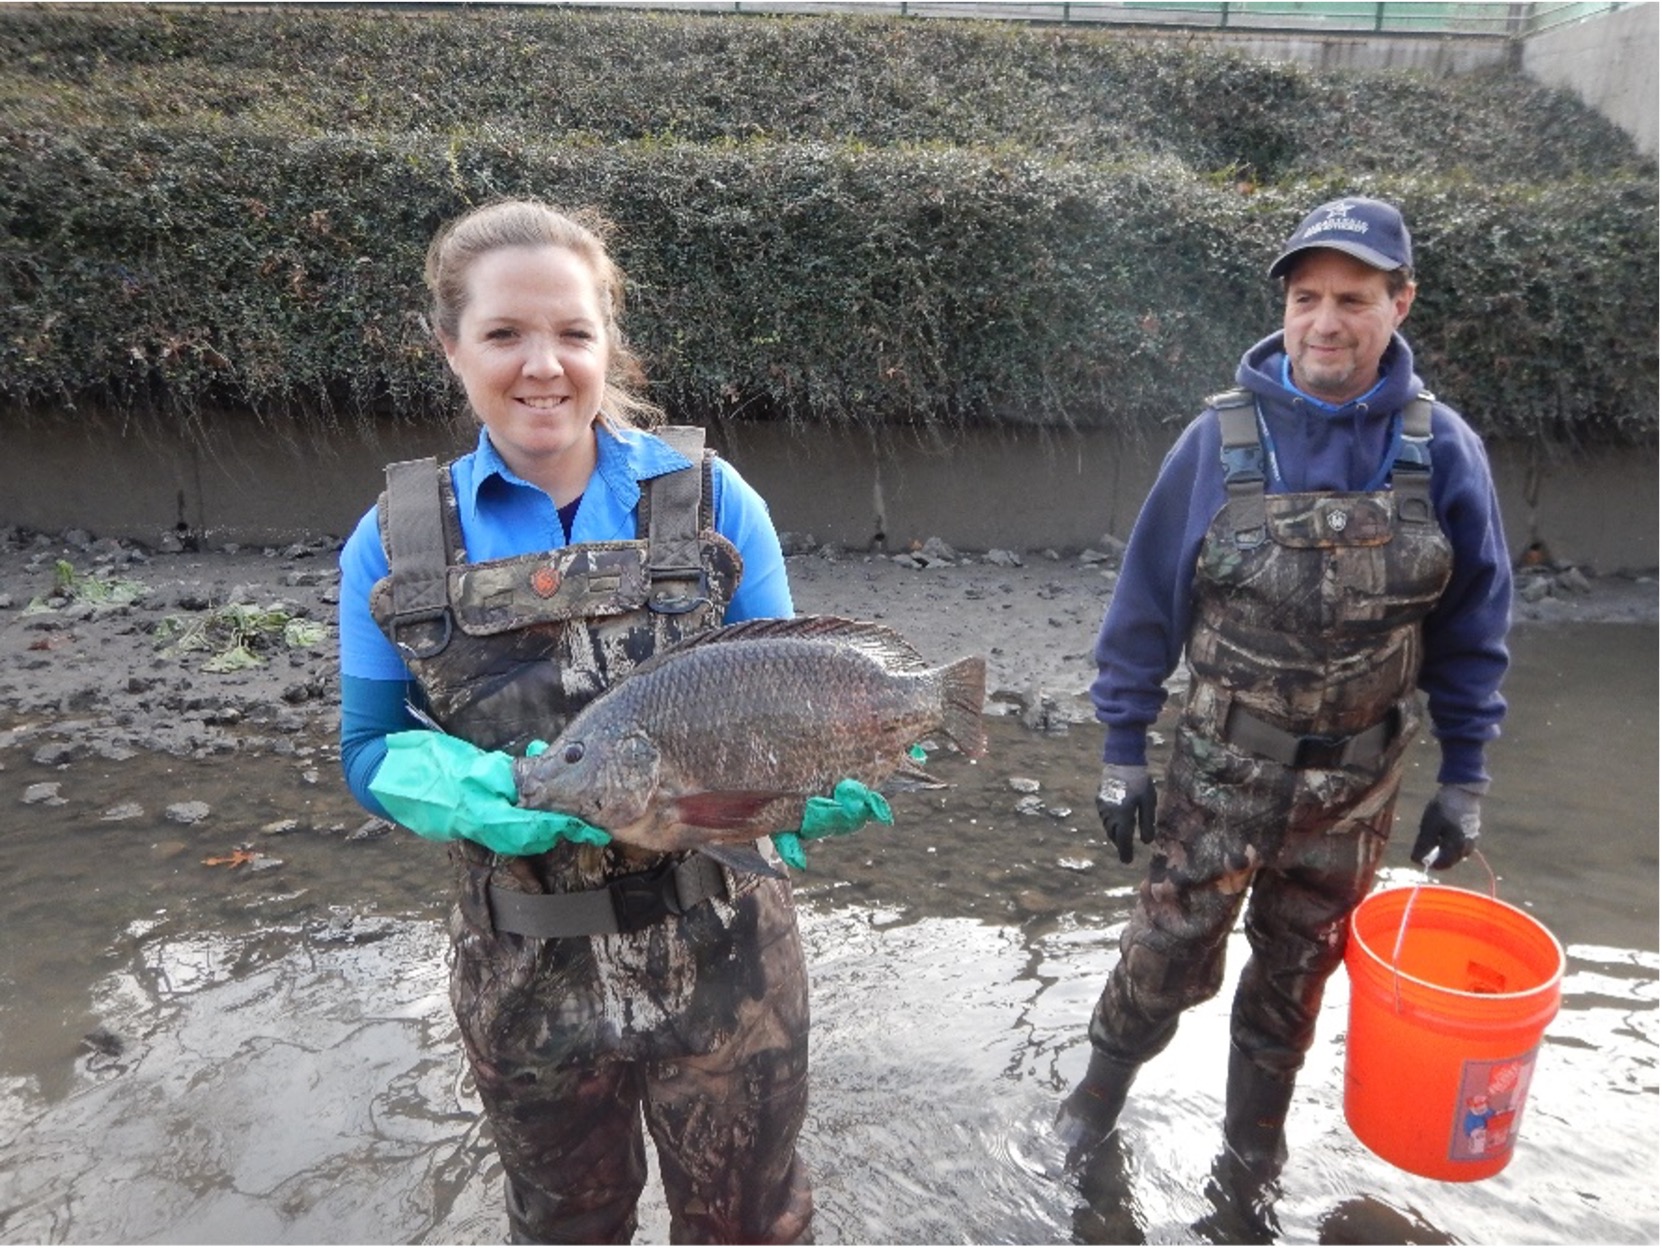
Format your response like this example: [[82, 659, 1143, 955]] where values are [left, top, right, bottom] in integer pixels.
[[1214, 393, 1268, 548], [485, 853, 729, 939]]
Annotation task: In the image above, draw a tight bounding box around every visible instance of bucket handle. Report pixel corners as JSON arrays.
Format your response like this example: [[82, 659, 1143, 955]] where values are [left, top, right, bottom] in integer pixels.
[[1388, 847, 1498, 1014]]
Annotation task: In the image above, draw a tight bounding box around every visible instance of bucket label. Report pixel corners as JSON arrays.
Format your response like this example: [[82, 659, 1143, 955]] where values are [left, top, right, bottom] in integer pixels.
[[1447, 1047, 1538, 1164]]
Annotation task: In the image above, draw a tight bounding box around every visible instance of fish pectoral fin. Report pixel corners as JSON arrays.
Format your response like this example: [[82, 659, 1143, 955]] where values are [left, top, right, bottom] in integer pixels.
[[698, 842, 786, 880], [670, 790, 798, 831]]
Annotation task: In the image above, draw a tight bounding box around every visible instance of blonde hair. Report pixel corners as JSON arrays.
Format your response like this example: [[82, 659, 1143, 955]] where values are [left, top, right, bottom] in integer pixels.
[[424, 199, 662, 431]]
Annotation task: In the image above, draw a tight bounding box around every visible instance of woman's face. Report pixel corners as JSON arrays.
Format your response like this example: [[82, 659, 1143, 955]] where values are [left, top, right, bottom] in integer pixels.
[[439, 244, 610, 484]]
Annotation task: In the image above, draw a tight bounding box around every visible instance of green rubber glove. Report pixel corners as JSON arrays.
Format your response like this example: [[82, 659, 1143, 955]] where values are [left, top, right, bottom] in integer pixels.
[[771, 778, 894, 871], [370, 730, 611, 856]]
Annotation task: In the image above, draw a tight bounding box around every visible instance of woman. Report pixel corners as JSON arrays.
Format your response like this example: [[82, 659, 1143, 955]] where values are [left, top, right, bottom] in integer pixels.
[[337, 200, 812, 1243]]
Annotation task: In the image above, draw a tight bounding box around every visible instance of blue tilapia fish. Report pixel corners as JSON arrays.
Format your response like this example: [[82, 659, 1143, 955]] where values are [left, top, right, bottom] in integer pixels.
[[512, 615, 986, 854]]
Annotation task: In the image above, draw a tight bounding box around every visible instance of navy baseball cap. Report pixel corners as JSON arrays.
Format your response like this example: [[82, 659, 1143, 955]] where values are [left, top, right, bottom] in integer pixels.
[[1268, 196, 1413, 278]]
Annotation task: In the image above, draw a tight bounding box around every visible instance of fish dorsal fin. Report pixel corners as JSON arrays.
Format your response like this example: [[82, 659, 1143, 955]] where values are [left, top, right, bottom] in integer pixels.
[[630, 614, 933, 678]]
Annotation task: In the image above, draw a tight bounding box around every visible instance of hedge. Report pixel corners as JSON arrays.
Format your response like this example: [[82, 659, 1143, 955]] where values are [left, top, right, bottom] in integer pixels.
[[0, 6, 1654, 443]]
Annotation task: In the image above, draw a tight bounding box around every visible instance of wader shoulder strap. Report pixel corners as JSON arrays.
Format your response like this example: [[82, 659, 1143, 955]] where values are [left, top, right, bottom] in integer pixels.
[[1211, 389, 1267, 547], [383, 457, 453, 638], [642, 425, 714, 614], [1391, 392, 1435, 525]]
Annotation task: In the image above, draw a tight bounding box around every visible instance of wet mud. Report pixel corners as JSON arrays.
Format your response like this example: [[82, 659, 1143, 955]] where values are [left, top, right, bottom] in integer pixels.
[[0, 526, 1655, 1244]]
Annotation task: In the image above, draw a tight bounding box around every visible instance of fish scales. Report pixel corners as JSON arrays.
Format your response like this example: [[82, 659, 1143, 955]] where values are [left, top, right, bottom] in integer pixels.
[[513, 616, 986, 852]]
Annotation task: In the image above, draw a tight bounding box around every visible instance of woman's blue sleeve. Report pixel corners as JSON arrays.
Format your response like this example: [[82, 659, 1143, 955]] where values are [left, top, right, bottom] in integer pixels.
[[340, 674, 422, 820], [337, 502, 423, 818], [711, 458, 795, 622]]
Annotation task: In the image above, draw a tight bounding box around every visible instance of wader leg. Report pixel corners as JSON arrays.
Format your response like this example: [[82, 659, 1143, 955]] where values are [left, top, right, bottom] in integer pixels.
[[1085, 754, 1264, 1068], [483, 1059, 649, 1245], [1228, 780, 1397, 1071], [642, 908, 814, 1244]]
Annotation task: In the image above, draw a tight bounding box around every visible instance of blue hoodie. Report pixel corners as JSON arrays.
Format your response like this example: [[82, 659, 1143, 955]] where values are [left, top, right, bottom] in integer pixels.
[[1090, 330, 1511, 786]]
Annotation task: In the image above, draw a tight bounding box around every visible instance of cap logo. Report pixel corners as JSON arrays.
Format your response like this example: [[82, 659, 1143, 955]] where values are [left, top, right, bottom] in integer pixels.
[[1302, 202, 1369, 240]]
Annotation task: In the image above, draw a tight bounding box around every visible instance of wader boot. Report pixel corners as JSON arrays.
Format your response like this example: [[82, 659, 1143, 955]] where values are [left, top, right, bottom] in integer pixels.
[[1054, 1049, 1141, 1164], [1194, 1044, 1297, 1244], [1070, 1127, 1145, 1245]]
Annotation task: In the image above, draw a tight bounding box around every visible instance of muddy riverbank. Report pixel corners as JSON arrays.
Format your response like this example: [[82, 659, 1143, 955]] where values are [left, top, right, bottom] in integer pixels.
[[0, 523, 1654, 777]]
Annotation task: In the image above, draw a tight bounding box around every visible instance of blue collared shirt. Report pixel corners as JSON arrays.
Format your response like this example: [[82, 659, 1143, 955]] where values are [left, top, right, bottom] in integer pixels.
[[339, 422, 793, 681]]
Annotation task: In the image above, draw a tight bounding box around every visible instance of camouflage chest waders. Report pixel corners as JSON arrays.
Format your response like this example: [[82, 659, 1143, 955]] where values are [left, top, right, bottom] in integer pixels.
[[369, 429, 813, 1245], [1089, 394, 1453, 1081]]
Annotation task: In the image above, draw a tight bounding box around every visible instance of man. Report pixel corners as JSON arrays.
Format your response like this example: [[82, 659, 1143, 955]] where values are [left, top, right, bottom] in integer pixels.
[[1058, 196, 1512, 1218]]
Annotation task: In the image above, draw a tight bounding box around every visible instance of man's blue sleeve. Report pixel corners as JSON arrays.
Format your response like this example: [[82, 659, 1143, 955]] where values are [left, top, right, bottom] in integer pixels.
[[1090, 415, 1222, 766], [1420, 410, 1512, 785]]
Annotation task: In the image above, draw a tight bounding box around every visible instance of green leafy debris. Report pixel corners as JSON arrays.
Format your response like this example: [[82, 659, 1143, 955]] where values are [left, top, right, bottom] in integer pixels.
[[23, 559, 149, 613], [155, 601, 330, 671]]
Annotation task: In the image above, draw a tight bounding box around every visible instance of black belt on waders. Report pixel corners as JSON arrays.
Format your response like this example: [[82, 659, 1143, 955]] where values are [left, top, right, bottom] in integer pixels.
[[1222, 702, 1403, 771], [487, 854, 729, 939]]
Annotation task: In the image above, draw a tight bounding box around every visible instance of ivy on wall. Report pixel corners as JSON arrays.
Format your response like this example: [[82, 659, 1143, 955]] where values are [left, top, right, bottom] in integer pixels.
[[0, 7, 1653, 443]]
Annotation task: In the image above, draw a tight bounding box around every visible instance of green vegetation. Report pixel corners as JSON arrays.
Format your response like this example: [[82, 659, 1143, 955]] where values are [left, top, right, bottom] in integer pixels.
[[22, 558, 148, 613], [0, 6, 1653, 441], [155, 602, 329, 673]]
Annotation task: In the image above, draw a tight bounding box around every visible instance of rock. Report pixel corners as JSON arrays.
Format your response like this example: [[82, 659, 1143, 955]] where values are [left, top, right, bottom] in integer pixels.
[[1008, 776, 1042, 794], [1096, 534, 1129, 557], [1518, 576, 1553, 604], [22, 782, 65, 805], [261, 818, 301, 835], [1556, 566, 1593, 596], [984, 549, 1023, 567], [918, 536, 958, 563], [102, 802, 144, 821], [1018, 690, 1072, 735], [1015, 794, 1048, 816], [777, 531, 818, 557], [32, 742, 77, 766], [347, 817, 394, 841], [81, 1027, 124, 1058], [165, 800, 211, 824], [1014, 888, 1058, 916]]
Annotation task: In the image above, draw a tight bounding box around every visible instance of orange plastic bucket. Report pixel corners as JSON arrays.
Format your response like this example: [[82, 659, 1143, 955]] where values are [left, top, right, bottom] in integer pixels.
[[1343, 884, 1564, 1181]]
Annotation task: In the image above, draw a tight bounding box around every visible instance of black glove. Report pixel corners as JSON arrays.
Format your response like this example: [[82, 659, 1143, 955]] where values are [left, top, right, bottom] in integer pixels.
[[1410, 783, 1484, 870], [1097, 764, 1157, 865]]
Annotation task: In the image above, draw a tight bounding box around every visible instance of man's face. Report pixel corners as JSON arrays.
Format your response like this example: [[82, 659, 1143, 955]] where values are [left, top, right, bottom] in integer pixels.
[[1282, 249, 1416, 405]]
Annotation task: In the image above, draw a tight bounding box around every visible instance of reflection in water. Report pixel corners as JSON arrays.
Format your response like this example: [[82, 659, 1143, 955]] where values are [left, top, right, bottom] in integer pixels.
[[0, 625, 1655, 1244]]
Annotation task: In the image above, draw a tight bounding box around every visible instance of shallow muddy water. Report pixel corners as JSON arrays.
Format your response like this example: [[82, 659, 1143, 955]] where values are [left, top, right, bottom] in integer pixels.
[[0, 623, 1655, 1245]]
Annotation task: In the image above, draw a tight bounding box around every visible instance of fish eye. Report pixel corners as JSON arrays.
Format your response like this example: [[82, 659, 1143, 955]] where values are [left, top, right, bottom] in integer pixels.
[[562, 742, 585, 765]]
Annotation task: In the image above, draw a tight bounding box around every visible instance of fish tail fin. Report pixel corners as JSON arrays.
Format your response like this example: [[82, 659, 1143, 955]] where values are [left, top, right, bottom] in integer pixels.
[[939, 656, 988, 759]]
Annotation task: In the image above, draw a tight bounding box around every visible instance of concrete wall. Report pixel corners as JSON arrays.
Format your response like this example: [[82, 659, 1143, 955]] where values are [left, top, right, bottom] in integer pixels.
[[3, 414, 1655, 576], [1522, 2, 1658, 156]]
